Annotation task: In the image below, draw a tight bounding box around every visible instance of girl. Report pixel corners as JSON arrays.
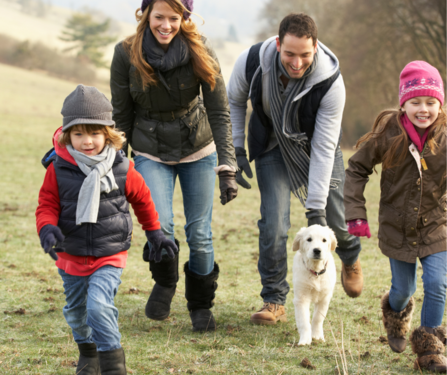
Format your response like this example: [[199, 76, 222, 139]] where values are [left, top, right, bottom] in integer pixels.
[[36, 85, 177, 375], [110, 0, 238, 332], [344, 61, 446, 372]]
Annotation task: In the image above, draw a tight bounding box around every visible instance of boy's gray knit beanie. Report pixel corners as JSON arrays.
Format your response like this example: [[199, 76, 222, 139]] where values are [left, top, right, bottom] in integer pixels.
[[61, 84, 115, 131]]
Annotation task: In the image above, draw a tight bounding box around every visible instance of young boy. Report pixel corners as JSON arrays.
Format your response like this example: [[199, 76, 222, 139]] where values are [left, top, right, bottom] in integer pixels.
[[36, 85, 177, 374]]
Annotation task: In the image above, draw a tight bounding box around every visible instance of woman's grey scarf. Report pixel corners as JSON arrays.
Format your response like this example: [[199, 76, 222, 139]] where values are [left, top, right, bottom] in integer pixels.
[[142, 27, 190, 92], [269, 51, 318, 205], [67, 145, 118, 225]]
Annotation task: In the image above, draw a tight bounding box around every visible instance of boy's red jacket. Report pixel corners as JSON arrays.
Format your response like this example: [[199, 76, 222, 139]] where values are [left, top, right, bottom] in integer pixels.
[[36, 127, 160, 276]]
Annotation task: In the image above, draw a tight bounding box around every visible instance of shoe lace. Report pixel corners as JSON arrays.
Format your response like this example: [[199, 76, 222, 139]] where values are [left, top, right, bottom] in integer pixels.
[[345, 264, 359, 274], [258, 302, 279, 313]]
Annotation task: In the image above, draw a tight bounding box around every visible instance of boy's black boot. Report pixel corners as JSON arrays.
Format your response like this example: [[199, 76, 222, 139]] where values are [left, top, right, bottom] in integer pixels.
[[76, 343, 100, 375], [144, 239, 179, 320], [184, 261, 219, 332], [98, 348, 126, 375]]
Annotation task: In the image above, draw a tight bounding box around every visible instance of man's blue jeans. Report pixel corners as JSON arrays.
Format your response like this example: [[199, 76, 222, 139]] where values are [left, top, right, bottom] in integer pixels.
[[134, 153, 217, 276], [58, 266, 123, 352], [389, 251, 447, 328], [255, 146, 361, 305]]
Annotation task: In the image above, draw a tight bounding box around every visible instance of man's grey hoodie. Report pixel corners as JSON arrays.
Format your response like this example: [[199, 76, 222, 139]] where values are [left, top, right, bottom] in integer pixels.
[[227, 36, 346, 210]]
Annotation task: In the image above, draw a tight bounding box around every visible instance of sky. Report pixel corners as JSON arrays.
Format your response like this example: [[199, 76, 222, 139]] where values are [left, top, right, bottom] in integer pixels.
[[49, 0, 267, 43]]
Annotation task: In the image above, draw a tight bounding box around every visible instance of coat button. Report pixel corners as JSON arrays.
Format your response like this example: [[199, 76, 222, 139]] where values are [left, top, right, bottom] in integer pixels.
[[180, 84, 185, 88], [189, 122, 192, 126], [416, 178, 421, 185], [149, 127, 153, 131], [424, 218, 428, 222], [444, 208, 447, 212], [411, 148, 415, 152], [130, 84, 133, 87], [414, 207, 418, 211], [412, 242, 417, 246], [418, 188, 421, 191], [411, 227, 415, 231]]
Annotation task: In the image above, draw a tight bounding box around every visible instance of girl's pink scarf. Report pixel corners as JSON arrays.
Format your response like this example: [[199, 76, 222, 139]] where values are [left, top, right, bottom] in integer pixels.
[[401, 114, 430, 152]]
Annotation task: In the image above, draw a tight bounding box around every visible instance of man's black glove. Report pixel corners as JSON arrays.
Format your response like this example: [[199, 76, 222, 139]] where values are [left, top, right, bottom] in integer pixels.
[[306, 209, 327, 227], [145, 229, 178, 263], [235, 147, 253, 189], [39, 224, 65, 261], [218, 170, 238, 205]]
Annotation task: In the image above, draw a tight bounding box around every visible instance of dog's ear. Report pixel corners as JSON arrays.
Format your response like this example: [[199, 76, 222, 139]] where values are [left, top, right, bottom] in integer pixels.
[[292, 227, 307, 251], [329, 228, 337, 251]]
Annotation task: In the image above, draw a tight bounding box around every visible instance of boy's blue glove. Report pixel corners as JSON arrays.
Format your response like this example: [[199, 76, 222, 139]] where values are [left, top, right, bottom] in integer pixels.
[[39, 224, 65, 261], [145, 229, 178, 263]]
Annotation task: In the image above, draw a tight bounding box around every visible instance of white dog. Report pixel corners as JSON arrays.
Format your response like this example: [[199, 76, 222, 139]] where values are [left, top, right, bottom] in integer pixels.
[[292, 225, 337, 345]]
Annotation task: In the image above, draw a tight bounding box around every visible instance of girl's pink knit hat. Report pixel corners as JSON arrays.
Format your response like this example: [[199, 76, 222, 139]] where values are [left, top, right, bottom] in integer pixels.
[[399, 61, 444, 106]]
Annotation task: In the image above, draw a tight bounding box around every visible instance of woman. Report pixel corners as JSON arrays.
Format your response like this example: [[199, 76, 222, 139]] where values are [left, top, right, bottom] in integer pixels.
[[110, 0, 238, 332]]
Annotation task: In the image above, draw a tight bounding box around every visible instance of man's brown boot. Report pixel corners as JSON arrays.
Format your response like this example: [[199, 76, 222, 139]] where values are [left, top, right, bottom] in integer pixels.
[[341, 259, 363, 298], [250, 302, 287, 325]]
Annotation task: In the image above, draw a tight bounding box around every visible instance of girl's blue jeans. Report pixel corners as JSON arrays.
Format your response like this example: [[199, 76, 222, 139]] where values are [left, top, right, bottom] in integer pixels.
[[58, 266, 123, 352], [134, 152, 217, 276], [389, 251, 447, 328]]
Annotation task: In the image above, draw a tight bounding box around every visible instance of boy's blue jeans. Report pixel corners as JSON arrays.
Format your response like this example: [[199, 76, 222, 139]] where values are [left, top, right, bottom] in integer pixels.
[[389, 251, 447, 328], [58, 266, 123, 352], [254, 146, 362, 305], [134, 153, 217, 276]]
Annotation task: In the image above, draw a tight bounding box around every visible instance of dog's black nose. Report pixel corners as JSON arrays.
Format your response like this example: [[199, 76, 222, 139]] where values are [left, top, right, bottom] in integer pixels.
[[313, 249, 321, 256]]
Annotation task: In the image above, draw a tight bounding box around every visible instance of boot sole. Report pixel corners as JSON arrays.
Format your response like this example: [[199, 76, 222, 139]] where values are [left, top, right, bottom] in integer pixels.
[[250, 315, 287, 325], [145, 312, 170, 321]]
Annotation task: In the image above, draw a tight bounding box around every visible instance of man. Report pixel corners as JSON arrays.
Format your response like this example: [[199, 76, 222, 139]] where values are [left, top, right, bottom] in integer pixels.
[[227, 13, 363, 325]]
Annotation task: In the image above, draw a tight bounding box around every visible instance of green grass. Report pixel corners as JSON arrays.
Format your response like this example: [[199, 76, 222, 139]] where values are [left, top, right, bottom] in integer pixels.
[[0, 62, 434, 374]]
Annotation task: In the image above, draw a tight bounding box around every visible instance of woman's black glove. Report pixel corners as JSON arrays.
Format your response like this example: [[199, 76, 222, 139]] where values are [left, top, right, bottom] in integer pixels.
[[145, 229, 178, 263], [39, 224, 65, 261], [218, 170, 238, 205], [235, 147, 253, 189], [305, 209, 327, 227]]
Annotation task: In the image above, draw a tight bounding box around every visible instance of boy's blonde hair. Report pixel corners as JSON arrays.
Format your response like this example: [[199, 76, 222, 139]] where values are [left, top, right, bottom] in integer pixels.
[[58, 124, 126, 151]]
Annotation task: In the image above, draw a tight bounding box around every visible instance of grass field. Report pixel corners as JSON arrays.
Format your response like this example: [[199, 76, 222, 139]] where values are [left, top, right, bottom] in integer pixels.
[[0, 62, 435, 374]]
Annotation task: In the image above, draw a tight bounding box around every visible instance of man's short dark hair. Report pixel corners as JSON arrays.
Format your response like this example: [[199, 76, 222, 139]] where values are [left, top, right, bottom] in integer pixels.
[[278, 13, 318, 46]]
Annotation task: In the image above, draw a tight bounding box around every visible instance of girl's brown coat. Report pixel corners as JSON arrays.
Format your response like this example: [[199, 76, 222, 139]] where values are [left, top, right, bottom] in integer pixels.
[[344, 117, 446, 263]]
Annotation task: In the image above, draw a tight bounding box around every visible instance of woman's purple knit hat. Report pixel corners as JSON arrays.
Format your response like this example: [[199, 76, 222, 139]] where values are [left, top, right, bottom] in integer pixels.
[[141, 0, 193, 20]]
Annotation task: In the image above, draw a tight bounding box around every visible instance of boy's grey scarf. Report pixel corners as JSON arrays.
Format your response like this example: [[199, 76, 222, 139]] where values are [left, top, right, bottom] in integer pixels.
[[67, 145, 118, 225], [269, 51, 318, 205]]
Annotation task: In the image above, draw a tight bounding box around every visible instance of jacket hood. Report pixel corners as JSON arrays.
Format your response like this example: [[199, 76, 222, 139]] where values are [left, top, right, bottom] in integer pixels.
[[260, 36, 340, 89]]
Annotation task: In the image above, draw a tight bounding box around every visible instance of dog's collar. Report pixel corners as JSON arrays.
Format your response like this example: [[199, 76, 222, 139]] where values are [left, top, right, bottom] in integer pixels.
[[304, 259, 328, 277]]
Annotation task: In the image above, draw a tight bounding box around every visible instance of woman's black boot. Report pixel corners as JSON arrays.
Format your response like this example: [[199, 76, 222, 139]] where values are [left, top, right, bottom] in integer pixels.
[[98, 348, 126, 375], [76, 343, 100, 374], [184, 261, 219, 332], [144, 239, 179, 320]]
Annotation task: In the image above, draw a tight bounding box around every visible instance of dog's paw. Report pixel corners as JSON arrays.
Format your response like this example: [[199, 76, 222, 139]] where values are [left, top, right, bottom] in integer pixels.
[[312, 328, 325, 341], [312, 333, 325, 342], [298, 334, 312, 346]]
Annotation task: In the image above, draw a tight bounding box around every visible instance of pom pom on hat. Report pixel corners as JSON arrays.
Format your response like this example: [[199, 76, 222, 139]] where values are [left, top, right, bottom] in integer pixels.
[[141, 0, 193, 20], [399, 61, 444, 106]]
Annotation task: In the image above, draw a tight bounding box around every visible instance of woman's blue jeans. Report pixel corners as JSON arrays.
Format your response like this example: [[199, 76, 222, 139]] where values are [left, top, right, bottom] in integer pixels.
[[389, 251, 447, 328], [134, 153, 217, 276], [58, 266, 123, 352]]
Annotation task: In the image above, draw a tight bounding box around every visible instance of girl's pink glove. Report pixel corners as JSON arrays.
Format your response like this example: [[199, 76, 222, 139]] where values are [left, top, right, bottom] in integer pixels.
[[347, 219, 371, 238]]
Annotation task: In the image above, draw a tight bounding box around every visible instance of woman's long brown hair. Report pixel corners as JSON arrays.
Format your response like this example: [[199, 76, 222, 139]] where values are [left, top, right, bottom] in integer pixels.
[[355, 106, 446, 170], [123, 0, 220, 90]]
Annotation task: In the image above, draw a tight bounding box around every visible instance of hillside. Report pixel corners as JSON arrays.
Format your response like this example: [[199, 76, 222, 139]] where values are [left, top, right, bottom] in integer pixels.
[[0, 0, 250, 83]]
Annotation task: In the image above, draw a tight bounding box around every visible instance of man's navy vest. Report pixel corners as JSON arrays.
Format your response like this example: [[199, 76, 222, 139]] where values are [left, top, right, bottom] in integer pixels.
[[46, 150, 133, 257], [246, 42, 340, 162]]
